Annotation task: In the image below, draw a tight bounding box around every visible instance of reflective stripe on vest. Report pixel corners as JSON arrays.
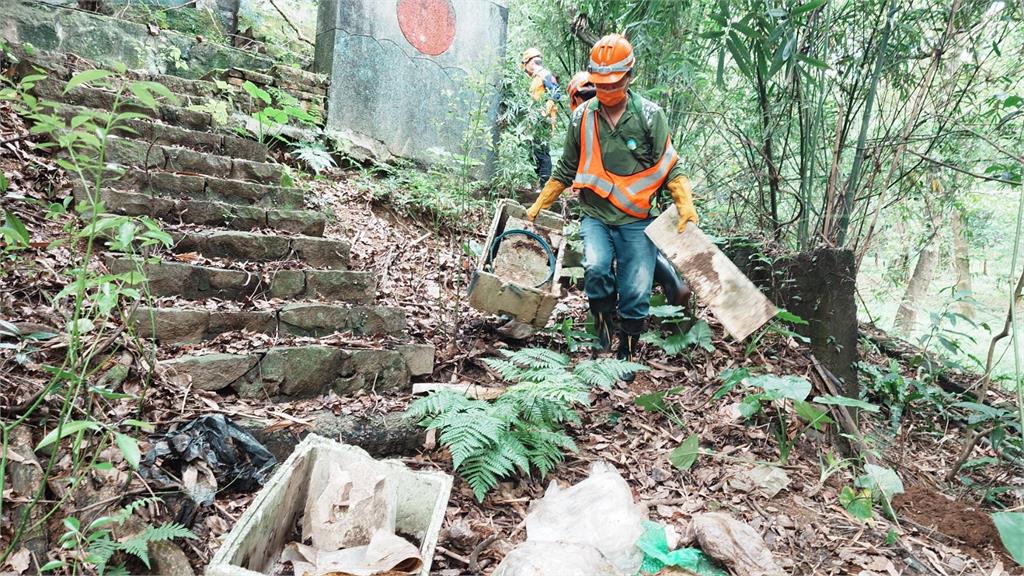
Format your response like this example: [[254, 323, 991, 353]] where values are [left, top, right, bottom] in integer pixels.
[[571, 108, 679, 218]]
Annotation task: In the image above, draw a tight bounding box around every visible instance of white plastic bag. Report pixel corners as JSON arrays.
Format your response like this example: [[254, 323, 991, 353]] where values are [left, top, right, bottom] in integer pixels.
[[491, 541, 622, 576], [524, 462, 646, 575]]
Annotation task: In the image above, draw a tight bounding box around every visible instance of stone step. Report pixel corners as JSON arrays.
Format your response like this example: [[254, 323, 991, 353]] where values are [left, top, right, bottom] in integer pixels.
[[33, 77, 215, 133], [131, 303, 407, 344], [77, 187, 325, 236], [19, 51, 230, 105], [157, 345, 413, 401], [170, 230, 349, 269], [54, 104, 267, 162], [109, 168, 303, 209], [104, 136, 283, 185], [107, 258, 375, 303]]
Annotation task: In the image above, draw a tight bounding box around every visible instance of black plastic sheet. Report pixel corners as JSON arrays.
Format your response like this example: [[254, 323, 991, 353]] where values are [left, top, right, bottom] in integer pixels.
[[142, 414, 277, 523]]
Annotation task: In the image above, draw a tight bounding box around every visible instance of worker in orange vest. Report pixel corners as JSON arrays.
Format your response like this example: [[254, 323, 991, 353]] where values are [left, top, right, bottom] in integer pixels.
[[526, 34, 698, 381], [566, 70, 694, 315], [521, 48, 561, 189]]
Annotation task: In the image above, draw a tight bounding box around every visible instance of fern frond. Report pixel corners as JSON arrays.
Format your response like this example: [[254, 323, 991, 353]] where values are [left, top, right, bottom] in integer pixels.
[[114, 496, 162, 523], [574, 358, 649, 388], [517, 366, 574, 384], [459, 435, 529, 501], [86, 538, 117, 575], [506, 348, 569, 370], [481, 357, 525, 382], [406, 389, 475, 421], [144, 522, 196, 542], [436, 409, 507, 469], [119, 536, 150, 568]]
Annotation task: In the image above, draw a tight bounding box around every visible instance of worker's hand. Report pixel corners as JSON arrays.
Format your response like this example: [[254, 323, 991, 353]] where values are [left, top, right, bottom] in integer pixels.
[[526, 179, 568, 221], [667, 176, 699, 233]]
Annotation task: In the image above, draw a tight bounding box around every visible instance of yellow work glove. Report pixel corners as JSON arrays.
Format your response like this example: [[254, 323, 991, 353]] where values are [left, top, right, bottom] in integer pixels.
[[527, 179, 568, 221], [667, 176, 699, 232]]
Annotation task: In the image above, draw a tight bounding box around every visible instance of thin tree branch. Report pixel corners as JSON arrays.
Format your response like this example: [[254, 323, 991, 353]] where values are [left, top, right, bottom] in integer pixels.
[[905, 149, 1021, 186], [265, 0, 315, 47]]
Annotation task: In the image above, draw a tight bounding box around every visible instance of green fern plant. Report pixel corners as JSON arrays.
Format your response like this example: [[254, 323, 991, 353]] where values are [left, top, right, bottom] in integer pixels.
[[407, 348, 645, 501], [293, 140, 336, 175], [47, 497, 196, 575]]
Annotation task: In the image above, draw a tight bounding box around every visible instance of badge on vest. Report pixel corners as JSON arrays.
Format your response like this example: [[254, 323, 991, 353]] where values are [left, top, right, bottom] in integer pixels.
[[626, 138, 638, 150]]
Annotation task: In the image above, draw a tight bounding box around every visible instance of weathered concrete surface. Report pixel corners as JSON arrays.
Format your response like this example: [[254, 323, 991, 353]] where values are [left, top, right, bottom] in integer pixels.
[[775, 248, 859, 395], [647, 207, 777, 341], [396, 343, 434, 376], [108, 258, 374, 303], [78, 187, 325, 235], [160, 346, 412, 400], [111, 169, 304, 208], [132, 304, 407, 343], [206, 436, 451, 576], [170, 230, 350, 268], [314, 0, 508, 167], [160, 353, 259, 391], [469, 201, 564, 328], [1, 0, 274, 78], [240, 411, 424, 463], [724, 243, 859, 394]]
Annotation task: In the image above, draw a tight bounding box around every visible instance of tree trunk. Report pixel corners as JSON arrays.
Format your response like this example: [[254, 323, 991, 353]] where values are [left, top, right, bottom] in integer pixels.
[[894, 207, 942, 334], [950, 207, 975, 319], [835, 0, 898, 245]]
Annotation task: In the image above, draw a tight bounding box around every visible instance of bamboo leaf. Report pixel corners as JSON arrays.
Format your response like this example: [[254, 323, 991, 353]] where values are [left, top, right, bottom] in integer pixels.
[[726, 32, 754, 78], [64, 69, 114, 93], [115, 432, 141, 469], [793, 0, 828, 16], [36, 420, 101, 451]]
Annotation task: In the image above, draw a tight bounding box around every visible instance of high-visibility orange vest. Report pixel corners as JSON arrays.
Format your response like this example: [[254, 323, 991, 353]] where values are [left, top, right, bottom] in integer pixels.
[[572, 107, 679, 218]]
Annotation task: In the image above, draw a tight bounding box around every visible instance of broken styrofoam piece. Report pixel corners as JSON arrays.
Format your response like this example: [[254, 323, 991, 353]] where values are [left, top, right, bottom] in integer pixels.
[[205, 435, 452, 576], [281, 529, 422, 576], [524, 462, 647, 575], [491, 541, 623, 576], [690, 512, 785, 576]]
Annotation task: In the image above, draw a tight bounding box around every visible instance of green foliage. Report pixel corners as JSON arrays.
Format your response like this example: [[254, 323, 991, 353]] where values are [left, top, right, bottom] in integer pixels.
[[992, 512, 1024, 567], [0, 68, 170, 562], [641, 313, 715, 356], [52, 498, 196, 575], [408, 348, 642, 500], [635, 386, 686, 428], [292, 141, 336, 175], [839, 485, 874, 520], [669, 434, 701, 471], [714, 369, 854, 463], [744, 310, 810, 357], [544, 317, 600, 352], [241, 81, 319, 144]]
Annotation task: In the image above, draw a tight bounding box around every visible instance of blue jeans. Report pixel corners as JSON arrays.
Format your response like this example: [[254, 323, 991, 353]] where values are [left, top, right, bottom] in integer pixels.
[[580, 216, 657, 321]]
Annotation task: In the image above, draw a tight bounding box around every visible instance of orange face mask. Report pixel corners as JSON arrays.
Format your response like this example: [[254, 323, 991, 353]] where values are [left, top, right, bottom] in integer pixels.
[[596, 86, 627, 107]]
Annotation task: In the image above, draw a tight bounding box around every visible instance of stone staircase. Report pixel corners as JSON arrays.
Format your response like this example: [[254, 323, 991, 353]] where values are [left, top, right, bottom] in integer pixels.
[[19, 50, 433, 409]]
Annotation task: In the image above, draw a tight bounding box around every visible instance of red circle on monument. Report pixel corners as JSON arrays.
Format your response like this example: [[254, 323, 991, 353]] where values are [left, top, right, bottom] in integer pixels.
[[397, 0, 457, 56]]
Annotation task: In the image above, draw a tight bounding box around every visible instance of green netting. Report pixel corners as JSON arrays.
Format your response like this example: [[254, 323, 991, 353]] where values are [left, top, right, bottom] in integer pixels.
[[635, 521, 728, 576]]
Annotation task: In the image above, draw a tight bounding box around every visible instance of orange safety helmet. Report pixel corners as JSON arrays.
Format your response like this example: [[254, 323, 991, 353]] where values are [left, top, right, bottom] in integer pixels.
[[566, 71, 595, 108], [588, 34, 634, 84], [521, 47, 542, 70]]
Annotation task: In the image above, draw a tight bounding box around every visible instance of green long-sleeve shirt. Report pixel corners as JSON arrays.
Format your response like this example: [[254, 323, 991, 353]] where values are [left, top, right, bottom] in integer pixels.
[[552, 91, 684, 225]]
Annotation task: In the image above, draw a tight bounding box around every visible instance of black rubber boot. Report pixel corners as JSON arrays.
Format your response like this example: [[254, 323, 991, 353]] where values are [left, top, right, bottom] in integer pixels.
[[589, 297, 616, 352], [654, 252, 693, 309], [617, 318, 646, 382], [654, 253, 694, 333]]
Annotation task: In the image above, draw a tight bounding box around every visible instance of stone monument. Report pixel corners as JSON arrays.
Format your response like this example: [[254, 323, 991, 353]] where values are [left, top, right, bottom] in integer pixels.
[[314, 0, 508, 167]]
